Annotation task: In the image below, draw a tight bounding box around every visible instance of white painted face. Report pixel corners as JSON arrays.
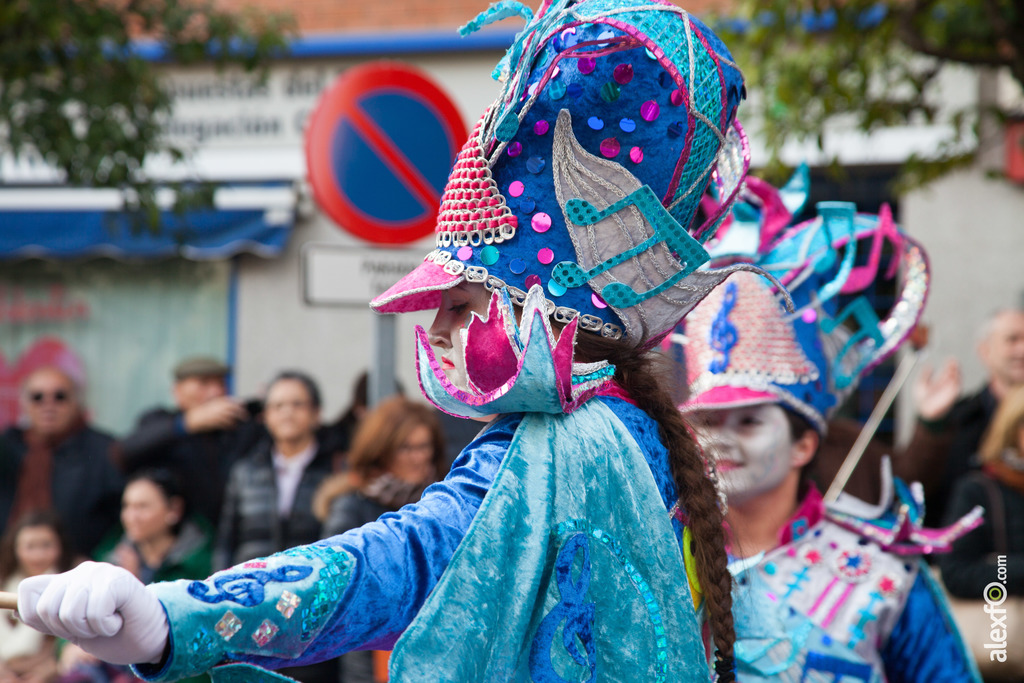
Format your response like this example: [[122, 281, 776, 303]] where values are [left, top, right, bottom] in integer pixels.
[[691, 403, 798, 505], [427, 283, 493, 391]]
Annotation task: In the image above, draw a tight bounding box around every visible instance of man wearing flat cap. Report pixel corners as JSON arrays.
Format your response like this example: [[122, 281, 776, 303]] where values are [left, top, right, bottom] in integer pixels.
[[118, 356, 263, 529]]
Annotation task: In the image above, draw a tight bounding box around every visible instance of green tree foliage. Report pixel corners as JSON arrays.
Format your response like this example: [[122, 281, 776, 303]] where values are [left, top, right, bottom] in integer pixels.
[[713, 0, 1024, 188], [0, 0, 294, 228]]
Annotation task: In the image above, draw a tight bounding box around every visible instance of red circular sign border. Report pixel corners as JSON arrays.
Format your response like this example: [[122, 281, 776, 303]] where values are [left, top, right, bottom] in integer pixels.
[[305, 62, 467, 245]]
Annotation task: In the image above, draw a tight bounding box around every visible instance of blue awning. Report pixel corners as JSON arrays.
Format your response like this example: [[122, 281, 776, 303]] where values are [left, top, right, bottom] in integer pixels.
[[0, 185, 295, 260]]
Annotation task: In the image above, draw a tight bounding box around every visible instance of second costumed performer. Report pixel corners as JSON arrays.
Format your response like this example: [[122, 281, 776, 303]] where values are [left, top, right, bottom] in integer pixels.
[[17, 1, 761, 681], [676, 180, 985, 681]]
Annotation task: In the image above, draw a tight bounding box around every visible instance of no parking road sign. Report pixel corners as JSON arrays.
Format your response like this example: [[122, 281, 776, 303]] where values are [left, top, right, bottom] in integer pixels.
[[306, 62, 467, 245]]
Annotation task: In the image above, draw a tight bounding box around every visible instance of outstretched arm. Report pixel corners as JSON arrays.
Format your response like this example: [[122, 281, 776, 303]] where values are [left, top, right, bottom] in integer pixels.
[[19, 415, 519, 682]]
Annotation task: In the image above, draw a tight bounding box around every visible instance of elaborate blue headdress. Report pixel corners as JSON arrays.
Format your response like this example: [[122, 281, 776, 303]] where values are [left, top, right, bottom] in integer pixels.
[[372, 0, 755, 347], [679, 168, 930, 433]]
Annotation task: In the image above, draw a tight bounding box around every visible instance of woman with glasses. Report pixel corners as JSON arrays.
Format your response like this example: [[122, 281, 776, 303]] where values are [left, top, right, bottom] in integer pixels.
[[313, 396, 444, 683]]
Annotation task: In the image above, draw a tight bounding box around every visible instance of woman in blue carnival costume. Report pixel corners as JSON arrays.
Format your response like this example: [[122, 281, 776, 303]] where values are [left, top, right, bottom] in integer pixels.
[[676, 178, 985, 682], [17, 1, 764, 681]]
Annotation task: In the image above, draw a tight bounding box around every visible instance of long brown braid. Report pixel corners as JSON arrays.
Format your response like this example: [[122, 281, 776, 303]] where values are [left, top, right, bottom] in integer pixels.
[[575, 332, 736, 679]]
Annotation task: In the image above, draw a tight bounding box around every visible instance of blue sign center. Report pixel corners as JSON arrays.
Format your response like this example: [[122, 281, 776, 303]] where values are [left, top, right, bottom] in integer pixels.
[[330, 90, 454, 226]]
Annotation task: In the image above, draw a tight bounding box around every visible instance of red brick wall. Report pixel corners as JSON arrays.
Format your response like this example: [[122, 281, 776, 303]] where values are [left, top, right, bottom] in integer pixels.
[[214, 0, 727, 35]]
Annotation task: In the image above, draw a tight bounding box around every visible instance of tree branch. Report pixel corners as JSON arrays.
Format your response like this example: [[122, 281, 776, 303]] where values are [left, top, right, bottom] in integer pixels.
[[897, 25, 1010, 67], [981, 0, 1015, 47]]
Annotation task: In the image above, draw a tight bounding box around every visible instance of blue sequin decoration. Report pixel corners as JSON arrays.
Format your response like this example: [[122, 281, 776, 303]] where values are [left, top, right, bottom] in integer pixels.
[[189, 627, 217, 657], [529, 534, 597, 682], [296, 545, 354, 641], [539, 519, 670, 682], [187, 565, 313, 607], [708, 281, 738, 373], [556, 27, 579, 51]]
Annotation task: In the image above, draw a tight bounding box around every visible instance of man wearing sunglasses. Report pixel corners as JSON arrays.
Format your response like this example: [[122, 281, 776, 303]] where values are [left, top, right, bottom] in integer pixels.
[[0, 366, 124, 559]]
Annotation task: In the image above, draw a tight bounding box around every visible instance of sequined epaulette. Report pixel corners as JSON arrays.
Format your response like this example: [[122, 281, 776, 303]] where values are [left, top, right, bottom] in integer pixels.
[[826, 478, 983, 556]]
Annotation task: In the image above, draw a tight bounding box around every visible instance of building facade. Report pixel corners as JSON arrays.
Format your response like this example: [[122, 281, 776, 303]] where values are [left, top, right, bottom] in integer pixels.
[[2, 0, 1022, 440]]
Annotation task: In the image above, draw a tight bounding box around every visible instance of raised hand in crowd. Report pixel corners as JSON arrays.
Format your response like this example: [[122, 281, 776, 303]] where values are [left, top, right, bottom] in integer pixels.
[[913, 358, 962, 422], [181, 395, 247, 433]]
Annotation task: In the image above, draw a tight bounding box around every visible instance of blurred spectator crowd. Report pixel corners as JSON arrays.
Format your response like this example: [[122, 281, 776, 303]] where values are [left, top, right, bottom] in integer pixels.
[[1, 306, 1022, 682], [0, 357, 467, 683]]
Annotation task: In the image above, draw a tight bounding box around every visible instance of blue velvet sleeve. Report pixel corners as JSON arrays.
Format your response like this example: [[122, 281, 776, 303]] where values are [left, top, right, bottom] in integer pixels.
[[312, 414, 522, 652], [880, 565, 981, 683], [136, 414, 522, 681]]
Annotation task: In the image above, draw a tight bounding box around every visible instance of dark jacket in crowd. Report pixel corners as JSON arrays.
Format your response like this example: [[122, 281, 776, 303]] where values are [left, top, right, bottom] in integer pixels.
[[216, 439, 338, 683], [938, 470, 1024, 598], [323, 492, 390, 539], [323, 492, 391, 683], [0, 425, 123, 557], [215, 439, 334, 570], [119, 408, 265, 529], [924, 386, 997, 527]]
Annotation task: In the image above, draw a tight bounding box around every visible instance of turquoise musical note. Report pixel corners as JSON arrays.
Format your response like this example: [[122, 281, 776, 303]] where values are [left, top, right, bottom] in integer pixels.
[[819, 297, 886, 389], [550, 185, 710, 308]]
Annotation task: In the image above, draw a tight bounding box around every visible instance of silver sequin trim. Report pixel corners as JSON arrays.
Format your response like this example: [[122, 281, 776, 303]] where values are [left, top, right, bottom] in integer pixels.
[[479, 272, 623, 339]]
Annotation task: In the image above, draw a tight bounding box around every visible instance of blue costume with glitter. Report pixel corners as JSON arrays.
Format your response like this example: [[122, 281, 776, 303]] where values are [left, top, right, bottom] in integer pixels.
[[137, 391, 709, 682], [728, 478, 982, 682], [131, 1, 758, 680]]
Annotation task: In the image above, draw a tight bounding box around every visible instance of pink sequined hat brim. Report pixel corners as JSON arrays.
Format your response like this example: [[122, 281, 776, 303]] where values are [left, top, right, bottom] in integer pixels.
[[370, 260, 464, 313], [680, 385, 777, 412]]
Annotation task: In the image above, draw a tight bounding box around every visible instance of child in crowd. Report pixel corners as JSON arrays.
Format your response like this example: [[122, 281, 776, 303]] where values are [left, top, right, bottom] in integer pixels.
[[0, 512, 71, 683]]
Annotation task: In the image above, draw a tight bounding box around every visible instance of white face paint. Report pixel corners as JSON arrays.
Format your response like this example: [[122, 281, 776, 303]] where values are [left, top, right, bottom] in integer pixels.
[[691, 403, 798, 505], [428, 283, 493, 391]]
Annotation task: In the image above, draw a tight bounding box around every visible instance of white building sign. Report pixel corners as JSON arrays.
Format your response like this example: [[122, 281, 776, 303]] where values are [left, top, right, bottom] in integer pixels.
[[303, 244, 425, 306]]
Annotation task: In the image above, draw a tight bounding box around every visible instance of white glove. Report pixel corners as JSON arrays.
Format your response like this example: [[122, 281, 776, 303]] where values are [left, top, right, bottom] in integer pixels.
[[17, 561, 169, 666]]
